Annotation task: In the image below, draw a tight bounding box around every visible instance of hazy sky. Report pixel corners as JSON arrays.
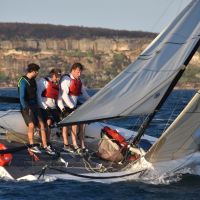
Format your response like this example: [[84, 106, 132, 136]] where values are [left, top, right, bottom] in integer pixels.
[[0, 0, 191, 33]]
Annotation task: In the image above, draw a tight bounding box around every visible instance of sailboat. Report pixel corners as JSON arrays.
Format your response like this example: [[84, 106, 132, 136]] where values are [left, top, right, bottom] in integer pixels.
[[0, 0, 200, 182]]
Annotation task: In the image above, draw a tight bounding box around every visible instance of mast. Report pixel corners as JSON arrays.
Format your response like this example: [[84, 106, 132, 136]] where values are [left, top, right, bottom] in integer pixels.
[[58, 0, 200, 128], [131, 38, 200, 145]]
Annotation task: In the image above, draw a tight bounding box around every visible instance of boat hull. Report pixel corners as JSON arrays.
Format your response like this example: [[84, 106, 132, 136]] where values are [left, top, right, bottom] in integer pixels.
[[0, 139, 146, 183], [0, 110, 157, 146], [0, 138, 200, 183], [0, 110, 157, 183]]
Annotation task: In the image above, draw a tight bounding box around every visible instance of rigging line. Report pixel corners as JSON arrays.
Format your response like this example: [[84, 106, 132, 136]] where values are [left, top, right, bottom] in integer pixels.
[[132, 35, 200, 145], [0, 112, 29, 145], [82, 157, 106, 173], [128, 115, 146, 134], [149, 0, 175, 33], [0, 143, 40, 154], [176, 0, 185, 20], [145, 92, 198, 160], [82, 158, 96, 172], [38, 165, 48, 180], [162, 90, 184, 133], [131, 67, 186, 146], [95, 115, 138, 137]]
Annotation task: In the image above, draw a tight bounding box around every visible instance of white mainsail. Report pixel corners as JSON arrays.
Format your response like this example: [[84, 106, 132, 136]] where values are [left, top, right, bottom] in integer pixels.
[[145, 90, 200, 163], [59, 0, 200, 126]]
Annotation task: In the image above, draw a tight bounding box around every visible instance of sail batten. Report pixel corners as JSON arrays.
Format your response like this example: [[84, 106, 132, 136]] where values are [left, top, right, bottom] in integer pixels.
[[59, 0, 200, 126]]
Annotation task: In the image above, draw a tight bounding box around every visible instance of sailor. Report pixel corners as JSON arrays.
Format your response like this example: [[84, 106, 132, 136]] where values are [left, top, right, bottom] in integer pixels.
[[37, 68, 62, 146], [57, 63, 90, 154], [18, 63, 56, 155]]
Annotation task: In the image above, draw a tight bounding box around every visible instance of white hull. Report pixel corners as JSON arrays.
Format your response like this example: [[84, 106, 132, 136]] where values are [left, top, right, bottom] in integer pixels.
[[45, 152, 200, 183], [1, 152, 200, 183], [0, 110, 157, 146], [1, 112, 200, 183]]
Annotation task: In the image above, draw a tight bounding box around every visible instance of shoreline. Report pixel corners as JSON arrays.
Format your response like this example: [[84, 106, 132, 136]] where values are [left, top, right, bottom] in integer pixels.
[[0, 86, 199, 90], [0, 81, 200, 90]]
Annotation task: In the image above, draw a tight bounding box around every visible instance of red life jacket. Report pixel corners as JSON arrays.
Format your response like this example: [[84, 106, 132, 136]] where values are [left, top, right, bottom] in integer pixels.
[[63, 74, 82, 96], [101, 126, 128, 147], [42, 78, 59, 99]]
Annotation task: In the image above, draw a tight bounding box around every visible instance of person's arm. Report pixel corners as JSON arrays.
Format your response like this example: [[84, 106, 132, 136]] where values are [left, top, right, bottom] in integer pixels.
[[61, 78, 75, 109], [19, 79, 28, 109], [57, 94, 65, 111], [81, 84, 90, 100], [37, 78, 48, 109]]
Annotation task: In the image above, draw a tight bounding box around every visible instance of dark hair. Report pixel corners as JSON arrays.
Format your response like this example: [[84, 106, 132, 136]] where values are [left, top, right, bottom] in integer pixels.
[[27, 63, 40, 72], [70, 63, 84, 72], [49, 68, 61, 76]]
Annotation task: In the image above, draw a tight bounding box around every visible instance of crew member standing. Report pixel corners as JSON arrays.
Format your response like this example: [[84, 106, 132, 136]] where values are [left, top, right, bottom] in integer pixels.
[[37, 68, 62, 145], [18, 63, 56, 155], [58, 63, 90, 154]]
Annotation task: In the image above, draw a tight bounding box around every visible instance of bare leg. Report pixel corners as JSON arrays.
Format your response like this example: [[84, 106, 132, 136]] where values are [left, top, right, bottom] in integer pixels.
[[71, 125, 78, 148], [46, 118, 52, 143], [62, 126, 69, 146], [28, 122, 35, 145], [39, 121, 48, 148], [79, 124, 85, 149]]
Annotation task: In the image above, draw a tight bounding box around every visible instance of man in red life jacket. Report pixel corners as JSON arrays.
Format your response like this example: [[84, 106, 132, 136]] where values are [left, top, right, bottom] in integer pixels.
[[37, 68, 61, 151], [58, 63, 90, 154]]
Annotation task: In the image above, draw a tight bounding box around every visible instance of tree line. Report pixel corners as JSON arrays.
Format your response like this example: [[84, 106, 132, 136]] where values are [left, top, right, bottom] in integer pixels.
[[0, 23, 157, 40]]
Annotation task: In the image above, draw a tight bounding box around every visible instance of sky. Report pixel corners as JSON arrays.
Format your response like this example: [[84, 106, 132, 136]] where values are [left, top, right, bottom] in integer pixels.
[[0, 0, 191, 33]]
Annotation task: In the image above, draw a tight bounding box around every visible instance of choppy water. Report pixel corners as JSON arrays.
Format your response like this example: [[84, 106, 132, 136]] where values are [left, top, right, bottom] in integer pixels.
[[0, 88, 200, 200]]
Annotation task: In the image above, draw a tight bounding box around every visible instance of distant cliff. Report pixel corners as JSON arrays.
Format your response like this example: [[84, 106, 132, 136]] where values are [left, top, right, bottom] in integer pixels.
[[0, 23, 199, 88]]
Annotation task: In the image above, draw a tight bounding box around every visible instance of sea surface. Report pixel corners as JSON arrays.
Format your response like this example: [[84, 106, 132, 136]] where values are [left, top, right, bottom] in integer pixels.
[[0, 88, 200, 200]]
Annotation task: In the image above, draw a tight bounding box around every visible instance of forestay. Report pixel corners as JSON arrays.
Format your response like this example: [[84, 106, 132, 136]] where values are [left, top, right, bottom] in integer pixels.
[[145, 90, 200, 163], [59, 0, 200, 126]]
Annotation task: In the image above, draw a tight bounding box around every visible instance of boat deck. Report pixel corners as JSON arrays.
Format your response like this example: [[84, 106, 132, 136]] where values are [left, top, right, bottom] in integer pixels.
[[0, 139, 126, 180]]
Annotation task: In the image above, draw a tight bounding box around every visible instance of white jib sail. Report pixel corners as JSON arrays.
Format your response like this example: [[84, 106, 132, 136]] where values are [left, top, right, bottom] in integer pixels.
[[59, 0, 200, 126], [145, 90, 200, 163]]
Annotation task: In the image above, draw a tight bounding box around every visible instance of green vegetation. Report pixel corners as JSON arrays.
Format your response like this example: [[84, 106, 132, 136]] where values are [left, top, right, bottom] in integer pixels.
[[0, 72, 7, 81], [110, 53, 131, 76], [0, 23, 199, 88], [65, 50, 94, 58], [179, 65, 200, 84]]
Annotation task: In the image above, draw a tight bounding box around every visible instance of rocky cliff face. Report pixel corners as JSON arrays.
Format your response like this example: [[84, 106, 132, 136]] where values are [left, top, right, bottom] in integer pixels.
[[0, 37, 151, 87], [0, 38, 148, 52], [0, 37, 200, 88]]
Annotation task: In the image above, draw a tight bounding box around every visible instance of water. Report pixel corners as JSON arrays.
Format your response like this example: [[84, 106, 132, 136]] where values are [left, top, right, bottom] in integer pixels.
[[0, 88, 200, 200]]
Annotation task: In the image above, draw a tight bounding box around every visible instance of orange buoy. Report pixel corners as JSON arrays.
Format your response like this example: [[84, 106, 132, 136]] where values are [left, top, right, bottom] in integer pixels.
[[0, 143, 13, 166]]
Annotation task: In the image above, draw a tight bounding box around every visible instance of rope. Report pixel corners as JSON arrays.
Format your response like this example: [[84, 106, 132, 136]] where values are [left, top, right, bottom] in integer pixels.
[[162, 90, 184, 133], [149, 0, 177, 33]]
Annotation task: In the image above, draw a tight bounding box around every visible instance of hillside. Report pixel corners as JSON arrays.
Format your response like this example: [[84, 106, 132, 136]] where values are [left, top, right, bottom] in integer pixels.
[[0, 23, 156, 40], [0, 23, 199, 89]]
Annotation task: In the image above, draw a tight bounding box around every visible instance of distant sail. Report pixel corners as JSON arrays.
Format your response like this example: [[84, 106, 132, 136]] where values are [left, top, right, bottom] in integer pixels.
[[145, 90, 200, 163], [59, 0, 200, 126]]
